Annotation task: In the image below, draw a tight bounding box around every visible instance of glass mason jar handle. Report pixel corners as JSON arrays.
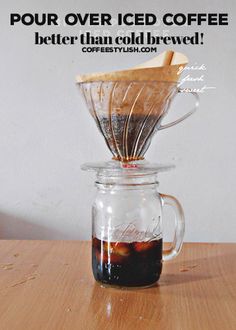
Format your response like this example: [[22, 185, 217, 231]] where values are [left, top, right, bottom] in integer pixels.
[[160, 193, 185, 261], [159, 89, 199, 130]]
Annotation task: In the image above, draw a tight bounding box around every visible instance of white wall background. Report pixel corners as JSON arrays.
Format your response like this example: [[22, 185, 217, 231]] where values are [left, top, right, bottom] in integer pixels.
[[0, 0, 235, 241]]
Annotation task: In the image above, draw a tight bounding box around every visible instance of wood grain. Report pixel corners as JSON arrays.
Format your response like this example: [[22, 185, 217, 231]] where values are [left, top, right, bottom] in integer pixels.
[[0, 241, 235, 330]]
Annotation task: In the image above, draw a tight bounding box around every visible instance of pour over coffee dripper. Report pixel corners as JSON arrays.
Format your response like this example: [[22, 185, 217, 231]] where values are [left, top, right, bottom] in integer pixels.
[[78, 80, 199, 162]]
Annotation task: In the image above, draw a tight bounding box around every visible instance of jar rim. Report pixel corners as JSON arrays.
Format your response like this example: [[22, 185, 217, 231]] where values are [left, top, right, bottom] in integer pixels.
[[95, 181, 159, 187]]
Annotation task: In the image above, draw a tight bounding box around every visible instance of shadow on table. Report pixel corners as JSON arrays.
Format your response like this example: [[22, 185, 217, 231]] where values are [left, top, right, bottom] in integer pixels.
[[159, 272, 212, 286], [159, 247, 236, 287], [0, 211, 63, 239]]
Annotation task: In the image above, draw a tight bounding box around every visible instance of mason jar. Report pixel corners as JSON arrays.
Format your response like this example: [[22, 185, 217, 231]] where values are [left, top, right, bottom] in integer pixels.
[[90, 167, 185, 287]]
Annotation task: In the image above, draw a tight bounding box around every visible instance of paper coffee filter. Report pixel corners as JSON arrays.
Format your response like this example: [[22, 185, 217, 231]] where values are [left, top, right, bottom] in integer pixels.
[[133, 50, 188, 68], [81, 80, 176, 116], [76, 50, 188, 83]]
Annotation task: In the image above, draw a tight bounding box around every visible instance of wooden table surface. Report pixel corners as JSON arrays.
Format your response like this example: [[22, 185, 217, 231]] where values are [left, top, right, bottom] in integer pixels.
[[0, 241, 235, 330]]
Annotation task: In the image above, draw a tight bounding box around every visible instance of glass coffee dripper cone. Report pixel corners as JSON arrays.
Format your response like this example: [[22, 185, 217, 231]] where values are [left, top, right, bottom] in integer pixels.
[[78, 81, 199, 162]]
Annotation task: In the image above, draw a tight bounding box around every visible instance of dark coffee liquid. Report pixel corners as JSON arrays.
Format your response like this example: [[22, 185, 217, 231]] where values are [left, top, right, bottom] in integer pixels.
[[96, 114, 163, 162], [92, 237, 163, 287]]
